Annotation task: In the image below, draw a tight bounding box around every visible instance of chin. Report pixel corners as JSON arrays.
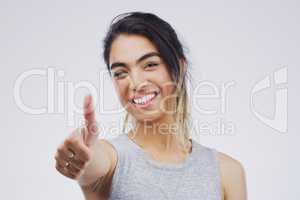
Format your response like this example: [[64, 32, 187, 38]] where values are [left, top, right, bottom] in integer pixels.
[[132, 112, 165, 124]]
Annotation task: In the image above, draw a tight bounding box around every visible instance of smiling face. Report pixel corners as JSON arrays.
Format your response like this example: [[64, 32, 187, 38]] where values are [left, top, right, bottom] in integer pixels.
[[109, 34, 177, 123]]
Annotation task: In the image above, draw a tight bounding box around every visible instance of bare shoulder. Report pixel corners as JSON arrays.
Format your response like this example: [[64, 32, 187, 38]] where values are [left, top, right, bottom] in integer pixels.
[[97, 138, 118, 172], [216, 151, 245, 173], [216, 151, 248, 200]]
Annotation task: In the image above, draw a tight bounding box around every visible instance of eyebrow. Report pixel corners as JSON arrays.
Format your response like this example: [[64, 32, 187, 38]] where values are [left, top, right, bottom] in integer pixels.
[[110, 52, 161, 70]]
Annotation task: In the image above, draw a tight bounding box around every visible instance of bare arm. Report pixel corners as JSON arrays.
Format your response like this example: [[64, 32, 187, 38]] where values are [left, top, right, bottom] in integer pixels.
[[217, 152, 248, 200], [54, 95, 116, 200], [79, 139, 116, 200]]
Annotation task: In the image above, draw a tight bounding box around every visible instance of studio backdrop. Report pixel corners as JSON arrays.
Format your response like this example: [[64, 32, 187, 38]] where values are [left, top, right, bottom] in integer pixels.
[[1, 0, 298, 199]]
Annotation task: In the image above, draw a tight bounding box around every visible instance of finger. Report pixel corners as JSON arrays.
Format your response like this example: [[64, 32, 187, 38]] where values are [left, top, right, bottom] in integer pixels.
[[55, 154, 81, 175], [66, 162, 81, 174], [55, 161, 78, 179], [54, 151, 69, 168], [84, 94, 96, 128], [55, 151, 81, 172], [83, 95, 99, 146], [56, 145, 85, 169], [82, 126, 98, 147], [64, 138, 91, 163]]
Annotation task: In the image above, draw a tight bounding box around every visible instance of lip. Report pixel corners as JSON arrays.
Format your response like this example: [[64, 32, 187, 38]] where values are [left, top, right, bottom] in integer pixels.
[[129, 91, 159, 108], [129, 91, 159, 101]]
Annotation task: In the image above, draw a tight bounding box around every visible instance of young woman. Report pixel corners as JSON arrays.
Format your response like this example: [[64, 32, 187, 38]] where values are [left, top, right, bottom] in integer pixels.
[[54, 12, 247, 200]]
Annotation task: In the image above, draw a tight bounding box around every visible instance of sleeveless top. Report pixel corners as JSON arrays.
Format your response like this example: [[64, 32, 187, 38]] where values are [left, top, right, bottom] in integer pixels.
[[106, 133, 222, 200]]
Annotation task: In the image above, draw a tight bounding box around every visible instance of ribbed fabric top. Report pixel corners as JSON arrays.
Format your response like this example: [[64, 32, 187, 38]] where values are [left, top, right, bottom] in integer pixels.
[[106, 133, 222, 200]]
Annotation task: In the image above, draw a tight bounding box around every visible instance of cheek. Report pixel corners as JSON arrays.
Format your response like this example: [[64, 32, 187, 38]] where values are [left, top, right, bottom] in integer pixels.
[[114, 80, 128, 102], [154, 70, 175, 96]]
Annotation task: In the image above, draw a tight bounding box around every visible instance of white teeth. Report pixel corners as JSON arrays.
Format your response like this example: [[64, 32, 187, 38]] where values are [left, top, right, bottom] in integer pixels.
[[133, 93, 156, 105]]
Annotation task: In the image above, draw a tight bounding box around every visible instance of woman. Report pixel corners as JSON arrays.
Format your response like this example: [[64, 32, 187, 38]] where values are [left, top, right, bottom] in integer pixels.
[[54, 12, 247, 200]]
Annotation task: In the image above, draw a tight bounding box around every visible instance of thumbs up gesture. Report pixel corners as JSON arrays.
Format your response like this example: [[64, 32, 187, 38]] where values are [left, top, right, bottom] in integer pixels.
[[54, 95, 112, 187], [82, 95, 99, 147]]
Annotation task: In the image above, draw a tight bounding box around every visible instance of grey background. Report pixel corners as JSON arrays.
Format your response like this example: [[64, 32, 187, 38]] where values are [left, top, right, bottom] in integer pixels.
[[1, 0, 299, 199]]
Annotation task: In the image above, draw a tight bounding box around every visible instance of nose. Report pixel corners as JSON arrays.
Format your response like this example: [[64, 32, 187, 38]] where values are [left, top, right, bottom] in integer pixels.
[[129, 70, 148, 92]]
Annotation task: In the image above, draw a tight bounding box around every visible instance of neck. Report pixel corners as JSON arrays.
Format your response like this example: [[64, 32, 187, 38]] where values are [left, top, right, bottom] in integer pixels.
[[128, 114, 188, 154]]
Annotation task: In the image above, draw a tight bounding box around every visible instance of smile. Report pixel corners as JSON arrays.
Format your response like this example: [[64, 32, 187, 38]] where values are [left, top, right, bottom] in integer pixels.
[[130, 92, 159, 107]]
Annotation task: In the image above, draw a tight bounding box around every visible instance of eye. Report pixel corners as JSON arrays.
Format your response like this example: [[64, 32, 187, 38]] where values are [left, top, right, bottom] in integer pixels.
[[145, 62, 159, 69], [112, 71, 127, 79]]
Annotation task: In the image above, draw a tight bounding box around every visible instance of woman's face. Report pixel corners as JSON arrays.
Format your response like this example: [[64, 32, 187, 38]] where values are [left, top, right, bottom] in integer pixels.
[[109, 34, 176, 123]]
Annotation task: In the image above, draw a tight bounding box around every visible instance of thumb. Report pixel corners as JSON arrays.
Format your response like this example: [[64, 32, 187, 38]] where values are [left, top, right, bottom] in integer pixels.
[[83, 94, 99, 147]]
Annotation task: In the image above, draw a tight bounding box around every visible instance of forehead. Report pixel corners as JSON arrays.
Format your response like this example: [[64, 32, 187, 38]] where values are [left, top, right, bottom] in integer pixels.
[[109, 34, 159, 65]]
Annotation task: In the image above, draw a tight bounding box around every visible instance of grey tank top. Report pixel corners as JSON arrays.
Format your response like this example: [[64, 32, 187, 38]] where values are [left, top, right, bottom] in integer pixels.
[[106, 133, 222, 200]]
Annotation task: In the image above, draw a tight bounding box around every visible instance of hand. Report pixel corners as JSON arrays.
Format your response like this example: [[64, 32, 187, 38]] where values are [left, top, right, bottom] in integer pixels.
[[54, 95, 100, 182]]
